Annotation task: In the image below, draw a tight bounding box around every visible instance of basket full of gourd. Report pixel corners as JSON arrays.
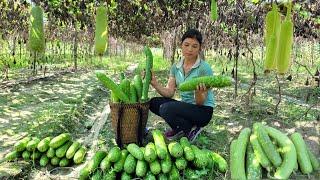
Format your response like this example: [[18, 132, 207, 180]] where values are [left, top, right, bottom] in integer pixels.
[[96, 46, 233, 146], [96, 47, 154, 146]]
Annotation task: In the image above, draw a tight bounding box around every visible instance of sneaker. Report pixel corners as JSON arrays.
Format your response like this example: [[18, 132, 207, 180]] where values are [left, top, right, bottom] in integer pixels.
[[165, 129, 184, 140], [187, 127, 203, 142]]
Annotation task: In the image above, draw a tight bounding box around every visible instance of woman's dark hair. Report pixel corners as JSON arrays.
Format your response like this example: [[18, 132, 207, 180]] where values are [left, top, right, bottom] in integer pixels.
[[181, 29, 202, 45]]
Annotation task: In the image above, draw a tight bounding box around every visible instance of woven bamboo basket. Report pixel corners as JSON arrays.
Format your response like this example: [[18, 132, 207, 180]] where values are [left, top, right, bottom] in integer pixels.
[[109, 101, 150, 146]]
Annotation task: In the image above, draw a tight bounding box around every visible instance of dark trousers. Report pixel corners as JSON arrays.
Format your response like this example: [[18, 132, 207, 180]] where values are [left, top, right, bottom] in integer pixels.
[[149, 97, 213, 134]]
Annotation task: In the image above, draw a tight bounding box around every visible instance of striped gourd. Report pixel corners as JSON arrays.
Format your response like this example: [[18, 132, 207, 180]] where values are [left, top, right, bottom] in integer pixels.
[[231, 128, 251, 180], [253, 123, 282, 167], [277, 3, 294, 75], [246, 143, 262, 180], [133, 75, 143, 101], [178, 75, 232, 91], [290, 132, 313, 174], [95, 71, 130, 103], [210, 0, 218, 21], [249, 134, 272, 170], [94, 6, 108, 56], [141, 46, 153, 102], [265, 126, 297, 179], [28, 6, 45, 53], [264, 4, 281, 73]]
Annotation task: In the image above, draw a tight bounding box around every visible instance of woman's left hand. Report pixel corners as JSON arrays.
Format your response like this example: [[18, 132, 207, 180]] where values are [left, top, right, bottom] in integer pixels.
[[195, 83, 208, 94], [195, 83, 208, 105]]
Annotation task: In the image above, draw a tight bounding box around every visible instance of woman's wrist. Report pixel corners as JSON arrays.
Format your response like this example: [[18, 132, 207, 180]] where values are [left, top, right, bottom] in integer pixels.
[[151, 80, 158, 89]]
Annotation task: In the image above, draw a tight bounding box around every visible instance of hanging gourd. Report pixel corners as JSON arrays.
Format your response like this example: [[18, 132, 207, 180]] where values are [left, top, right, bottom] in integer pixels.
[[94, 6, 108, 56], [28, 6, 45, 53], [210, 0, 218, 21], [264, 4, 281, 73], [276, 3, 293, 75]]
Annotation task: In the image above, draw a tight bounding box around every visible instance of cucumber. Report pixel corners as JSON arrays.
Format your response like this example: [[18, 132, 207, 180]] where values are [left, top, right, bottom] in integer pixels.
[[136, 159, 148, 177], [37, 136, 51, 152], [160, 154, 172, 174], [5, 150, 19, 161], [253, 123, 282, 167], [114, 149, 129, 172], [102, 170, 116, 180], [73, 146, 86, 164], [107, 146, 121, 162], [150, 159, 161, 175], [31, 151, 41, 160], [175, 156, 187, 170], [145, 171, 156, 180], [290, 132, 313, 174], [180, 137, 195, 161], [144, 142, 157, 163], [265, 126, 297, 179], [183, 146, 195, 162], [39, 154, 49, 167], [59, 157, 70, 167], [49, 133, 71, 149], [100, 155, 112, 171], [79, 166, 90, 180], [22, 150, 31, 160], [158, 173, 168, 180], [51, 156, 60, 166], [152, 130, 168, 160], [26, 137, 40, 151], [168, 164, 180, 180], [55, 141, 73, 158], [191, 145, 208, 169], [168, 141, 183, 158], [14, 136, 31, 152], [66, 141, 81, 159], [91, 170, 103, 180], [211, 152, 228, 173], [86, 150, 107, 174], [246, 143, 262, 180], [123, 154, 137, 174], [46, 147, 55, 158], [202, 149, 214, 169], [120, 171, 131, 180], [127, 143, 144, 161]]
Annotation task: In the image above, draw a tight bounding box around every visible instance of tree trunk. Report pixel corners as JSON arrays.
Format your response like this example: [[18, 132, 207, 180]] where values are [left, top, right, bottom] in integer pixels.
[[73, 24, 78, 71], [171, 28, 178, 65], [33, 52, 37, 75], [234, 2, 241, 100]]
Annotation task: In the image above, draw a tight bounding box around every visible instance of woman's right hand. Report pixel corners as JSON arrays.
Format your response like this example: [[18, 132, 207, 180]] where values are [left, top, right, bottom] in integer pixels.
[[141, 69, 158, 87], [150, 71, 158, 87]]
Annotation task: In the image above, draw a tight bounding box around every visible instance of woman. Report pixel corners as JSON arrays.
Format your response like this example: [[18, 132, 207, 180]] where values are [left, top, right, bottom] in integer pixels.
[[149, 29, 214, 142]]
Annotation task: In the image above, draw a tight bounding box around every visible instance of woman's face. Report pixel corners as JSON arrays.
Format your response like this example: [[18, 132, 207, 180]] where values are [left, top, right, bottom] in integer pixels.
[[181, 37, 201, 60]]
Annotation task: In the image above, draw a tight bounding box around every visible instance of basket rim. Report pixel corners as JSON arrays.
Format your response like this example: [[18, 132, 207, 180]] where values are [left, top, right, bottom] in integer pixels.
[[109, 100, 150, 107]]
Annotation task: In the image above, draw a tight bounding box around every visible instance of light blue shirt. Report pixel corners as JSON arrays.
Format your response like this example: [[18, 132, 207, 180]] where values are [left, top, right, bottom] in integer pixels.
[[170, 57, 215, 107]]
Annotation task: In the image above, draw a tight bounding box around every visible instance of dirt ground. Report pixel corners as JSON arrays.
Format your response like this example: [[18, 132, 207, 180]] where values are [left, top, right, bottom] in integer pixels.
[[0, 69, 319, 179]]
